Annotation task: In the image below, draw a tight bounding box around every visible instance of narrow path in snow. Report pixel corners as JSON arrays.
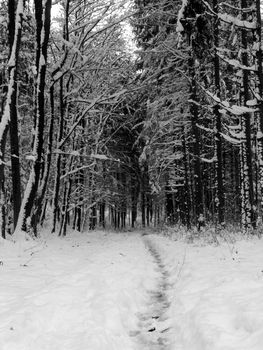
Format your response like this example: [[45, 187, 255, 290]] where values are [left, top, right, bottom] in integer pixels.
[[130, 235, 173, 349]]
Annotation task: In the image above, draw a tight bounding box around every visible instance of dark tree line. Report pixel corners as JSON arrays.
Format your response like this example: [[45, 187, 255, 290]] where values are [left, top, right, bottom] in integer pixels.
[[130, 0, 263, 232], [1, 0, 263, 238]]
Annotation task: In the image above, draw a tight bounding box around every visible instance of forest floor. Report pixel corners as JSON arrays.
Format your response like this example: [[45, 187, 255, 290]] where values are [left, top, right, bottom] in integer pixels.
[[1, 228, 263, 349]]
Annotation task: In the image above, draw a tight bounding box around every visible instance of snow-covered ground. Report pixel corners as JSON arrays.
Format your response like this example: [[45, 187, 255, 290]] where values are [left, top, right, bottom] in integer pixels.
[[1, 229, 263, 350]]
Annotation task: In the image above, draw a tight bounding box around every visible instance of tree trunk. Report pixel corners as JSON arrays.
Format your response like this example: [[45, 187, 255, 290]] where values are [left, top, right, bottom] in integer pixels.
[[32, 84, 55, 234], [15, 0, 52, 234], [89, 205, 97, 230], [165, 187, 174, 224], [8, 0, 22, 231], [131, 175, 139, 228], [59, 174, 72, 237], [51, 78, 65, 233], [182, 126, 191, 229], [255, 0, 263, 218], [240, 0, 256, 230], [51, 0, 69, 233], [189, 53, 204, 227], [99, 202, 106, 228], [213, 0, 225, 227], [0, 0, 24, 234], [141, 174, 146, 228]]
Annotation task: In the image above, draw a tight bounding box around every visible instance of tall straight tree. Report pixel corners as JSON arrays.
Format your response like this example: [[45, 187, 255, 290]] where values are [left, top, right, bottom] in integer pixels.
[[189, 53, 204, 225], [255, 0, 263, 215], [0, 0, 23, 233], [8, 0, 22, 231], [15, 0, 52, 234], [213, 0, 225, 226], [180, 0, 207, 226], [240, 0, 256, 229], [51, 0, 69, 234]]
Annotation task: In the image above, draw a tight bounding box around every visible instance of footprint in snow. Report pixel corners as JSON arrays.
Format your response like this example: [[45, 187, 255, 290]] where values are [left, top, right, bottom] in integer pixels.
[[130, 237, 173, 349]]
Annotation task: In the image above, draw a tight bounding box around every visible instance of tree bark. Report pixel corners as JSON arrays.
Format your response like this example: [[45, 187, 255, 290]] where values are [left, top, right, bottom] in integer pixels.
[[15, 0, 52, 234], [8, 0, 22, 231], [255, 0, 263, 218], [182, 126, 191, 229], [189, 53, 204, 227], [240, 0, 256, 230], [213, 0, 225, 227], [32, 84, 55, 234], [51, 78, 65, 233], [0, 0, 24, 233]]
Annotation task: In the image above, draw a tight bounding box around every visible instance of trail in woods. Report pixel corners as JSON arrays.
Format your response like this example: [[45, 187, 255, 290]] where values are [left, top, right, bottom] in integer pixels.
[[130, 235, 174, 349], [2, 231, 263, 349]]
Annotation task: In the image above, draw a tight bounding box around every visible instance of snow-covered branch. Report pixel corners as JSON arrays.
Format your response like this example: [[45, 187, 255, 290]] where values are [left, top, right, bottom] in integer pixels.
[[217, 52, 257, 72], [218, 13, 257, 30]]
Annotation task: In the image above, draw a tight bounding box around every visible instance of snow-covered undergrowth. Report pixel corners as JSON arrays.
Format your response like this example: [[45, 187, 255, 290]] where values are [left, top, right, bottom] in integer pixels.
[[148, 230, 263, 350], [1, 228, 263, 349]]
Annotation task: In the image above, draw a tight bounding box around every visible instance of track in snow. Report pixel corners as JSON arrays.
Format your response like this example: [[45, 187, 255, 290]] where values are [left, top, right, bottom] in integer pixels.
[[130, 236, 173, 349]]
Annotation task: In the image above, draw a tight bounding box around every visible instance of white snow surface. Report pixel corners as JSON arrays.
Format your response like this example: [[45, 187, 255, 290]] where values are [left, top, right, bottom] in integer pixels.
[[1, 230, 263, 349]]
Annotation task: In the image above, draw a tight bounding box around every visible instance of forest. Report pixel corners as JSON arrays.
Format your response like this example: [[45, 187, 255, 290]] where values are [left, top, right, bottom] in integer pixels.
[[2, 2, 263, 349], [1, 0, 263, 237]]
